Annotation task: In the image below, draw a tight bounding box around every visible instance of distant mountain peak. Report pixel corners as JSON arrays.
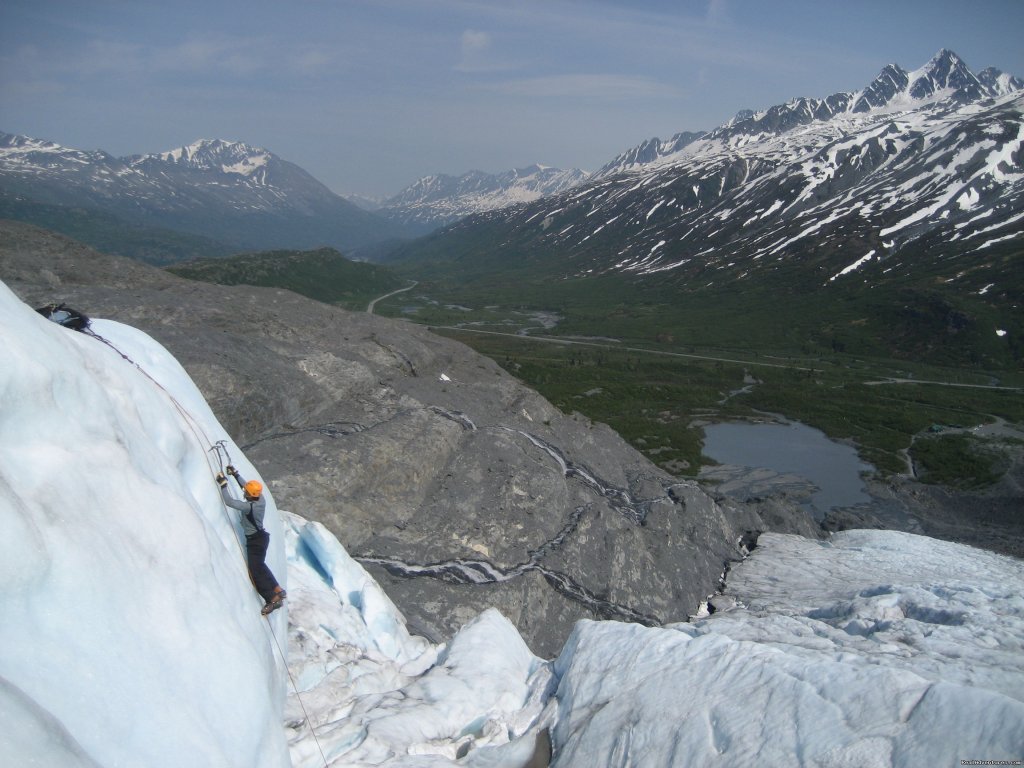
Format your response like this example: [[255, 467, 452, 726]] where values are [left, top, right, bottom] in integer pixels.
[[927, 47, 963, 67], [977, 66, 1024, 96], [593, 131, 706, 178], [853, 63, 910, 112], [905, 48, 982, 102], [0, 131, 403, 257], [140, 138, 271, 177], [0, 130, 113, 165], [377, 164, 590, 232], [602, 50, 1023, 178], [597, 50, 1013, 180]]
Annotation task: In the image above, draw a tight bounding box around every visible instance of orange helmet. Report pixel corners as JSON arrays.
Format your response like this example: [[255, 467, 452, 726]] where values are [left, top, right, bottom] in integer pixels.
[[244, 480, 263, 498]]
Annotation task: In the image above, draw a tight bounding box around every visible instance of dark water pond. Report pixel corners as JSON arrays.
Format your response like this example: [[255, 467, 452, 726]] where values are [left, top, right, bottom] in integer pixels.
[[703, 420, 873, 513]]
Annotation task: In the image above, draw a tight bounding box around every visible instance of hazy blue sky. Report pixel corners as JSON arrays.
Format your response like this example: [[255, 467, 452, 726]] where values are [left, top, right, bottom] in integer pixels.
[[2, 0, 1022, 198]]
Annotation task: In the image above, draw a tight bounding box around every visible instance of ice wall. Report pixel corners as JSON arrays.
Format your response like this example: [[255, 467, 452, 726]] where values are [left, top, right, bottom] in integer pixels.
[[0, 282, 290, 767]]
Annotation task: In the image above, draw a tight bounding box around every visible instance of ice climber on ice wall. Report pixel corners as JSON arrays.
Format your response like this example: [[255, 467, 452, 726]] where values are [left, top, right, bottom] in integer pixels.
[[218, 464, 287, 615], [0, 281, 291, 767]]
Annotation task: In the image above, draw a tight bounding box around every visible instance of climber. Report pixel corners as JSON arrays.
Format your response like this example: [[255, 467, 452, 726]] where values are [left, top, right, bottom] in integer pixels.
[[217, 466, 286, 615]]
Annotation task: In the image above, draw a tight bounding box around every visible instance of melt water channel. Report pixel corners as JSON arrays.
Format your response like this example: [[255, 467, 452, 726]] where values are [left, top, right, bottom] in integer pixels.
[[702, 420, 874, 519]]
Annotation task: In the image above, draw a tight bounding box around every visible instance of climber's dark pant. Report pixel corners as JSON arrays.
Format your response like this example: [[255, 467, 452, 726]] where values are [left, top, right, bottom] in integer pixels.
[[245, 530, 280, 603]]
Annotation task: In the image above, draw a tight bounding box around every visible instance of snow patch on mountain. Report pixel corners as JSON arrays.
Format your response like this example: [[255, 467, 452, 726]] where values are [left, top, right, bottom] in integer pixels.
[[451, 50, 1022, 300], [829, 250, 876, 282], [599, 49, 1022, 180], [378, 164, 590, 231], [0, 132, 120, 173], [142, 138, 272, 178]]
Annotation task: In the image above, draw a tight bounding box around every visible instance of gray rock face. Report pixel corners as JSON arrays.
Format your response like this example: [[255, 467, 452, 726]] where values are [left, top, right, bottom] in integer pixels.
[[1, 221, 793, 656]]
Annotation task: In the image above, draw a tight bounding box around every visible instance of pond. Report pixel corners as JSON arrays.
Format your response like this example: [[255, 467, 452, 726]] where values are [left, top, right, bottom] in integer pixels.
[[702, 420, 873, 516]]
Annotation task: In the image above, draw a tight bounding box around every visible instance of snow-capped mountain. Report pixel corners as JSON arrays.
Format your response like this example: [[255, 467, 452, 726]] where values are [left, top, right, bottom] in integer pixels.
[[345, 192, 386, 211], [129, 138, 281, 183], [378, 164, 590, 233], [401, 50, 1023, 308], [599, 49, 1022, 179], [0, 134, 399, 256], [592, 130, 706, 178]]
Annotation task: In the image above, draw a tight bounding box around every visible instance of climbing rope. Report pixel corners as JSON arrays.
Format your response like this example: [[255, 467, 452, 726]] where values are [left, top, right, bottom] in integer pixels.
[[81, 325, 330, 767], [266, 620, 330, 768], [84, 328, 224, 477]]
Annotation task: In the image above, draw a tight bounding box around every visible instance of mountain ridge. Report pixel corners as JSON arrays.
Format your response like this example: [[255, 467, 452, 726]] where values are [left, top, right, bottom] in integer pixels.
[[390, 50, 1023, 367], [376, 163, 590, 233], [0, 132, 406, 260], [597, 49, 1023, 178]]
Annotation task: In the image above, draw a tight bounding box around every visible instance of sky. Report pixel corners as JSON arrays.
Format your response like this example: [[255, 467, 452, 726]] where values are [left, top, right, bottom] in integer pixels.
[[2, 0, 1023, 199]]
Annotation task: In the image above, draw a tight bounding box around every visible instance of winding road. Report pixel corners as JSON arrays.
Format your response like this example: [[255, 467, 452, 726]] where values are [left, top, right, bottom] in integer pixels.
[[366, 281, 418, 314], [864, 377, 1022, 392], [435, 326, 1023, 391], [432, 325, 813, 371]]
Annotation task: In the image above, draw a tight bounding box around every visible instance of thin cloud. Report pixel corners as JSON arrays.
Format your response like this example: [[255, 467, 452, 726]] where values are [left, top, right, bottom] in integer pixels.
[[456, 28, 519, 73], [149, 37, 265, 76], [706, 0, 731, 26], [480, 73, 682, 101], [462, 29, 491, 55], [290, 47, 336, 76], [76, 39, 146, 76]]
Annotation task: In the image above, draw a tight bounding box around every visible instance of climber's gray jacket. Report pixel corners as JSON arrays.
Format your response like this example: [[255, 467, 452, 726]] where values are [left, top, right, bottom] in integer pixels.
[[221, 475, 266, 537]]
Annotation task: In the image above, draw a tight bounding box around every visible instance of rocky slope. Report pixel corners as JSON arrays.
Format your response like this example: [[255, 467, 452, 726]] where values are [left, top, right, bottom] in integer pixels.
[[0, 220, 824, 655]]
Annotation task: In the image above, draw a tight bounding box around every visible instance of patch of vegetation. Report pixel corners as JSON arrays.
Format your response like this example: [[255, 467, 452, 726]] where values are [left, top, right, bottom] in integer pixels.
[[434, 334, 747, 474], [167, 247, 406, 310], [427, 319, 1022, 483], [372, 241, 1021, 484], [910, 433, 1004, 489], [385, 225, 1023, 371]]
